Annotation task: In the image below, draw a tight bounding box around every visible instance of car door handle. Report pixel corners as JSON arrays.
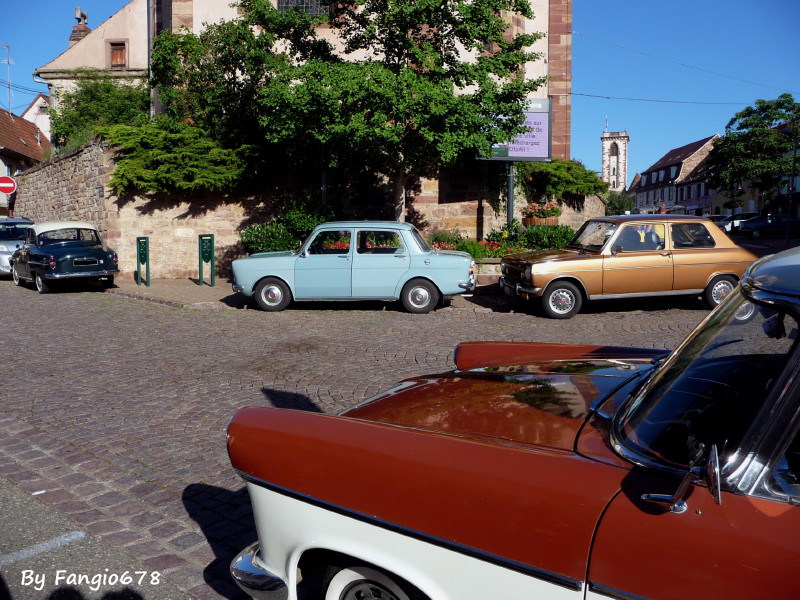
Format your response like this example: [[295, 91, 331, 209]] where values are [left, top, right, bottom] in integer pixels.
[[660, 252, 672, 257], [394, 255, 407, 259], [338, 256, 350, 260]]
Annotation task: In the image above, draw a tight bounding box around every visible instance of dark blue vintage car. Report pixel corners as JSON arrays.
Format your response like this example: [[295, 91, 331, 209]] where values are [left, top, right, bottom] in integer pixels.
[[10, 221, 118, 294]]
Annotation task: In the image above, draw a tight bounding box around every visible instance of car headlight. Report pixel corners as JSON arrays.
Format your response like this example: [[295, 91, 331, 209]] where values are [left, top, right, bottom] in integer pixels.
[[524, 266, 532, 281], [501, 264, 507, 274]]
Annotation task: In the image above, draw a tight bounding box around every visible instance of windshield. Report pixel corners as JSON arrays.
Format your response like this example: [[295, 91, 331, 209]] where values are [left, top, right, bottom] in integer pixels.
[[567, 220, 617, 251], [613, 291, 799, 469], [0, 223, 30, 241]]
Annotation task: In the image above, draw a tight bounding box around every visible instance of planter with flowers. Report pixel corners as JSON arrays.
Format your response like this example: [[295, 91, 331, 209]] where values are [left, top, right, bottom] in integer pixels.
[[521, 201, 561, 226]]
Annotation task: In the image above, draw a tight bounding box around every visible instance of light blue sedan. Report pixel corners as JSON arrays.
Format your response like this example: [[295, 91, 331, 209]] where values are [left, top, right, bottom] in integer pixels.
[[232, 221, 475, 313]]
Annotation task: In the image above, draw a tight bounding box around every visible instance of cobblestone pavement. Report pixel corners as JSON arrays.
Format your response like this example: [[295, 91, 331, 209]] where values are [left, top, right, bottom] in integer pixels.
[[0, 237, 784, 600]]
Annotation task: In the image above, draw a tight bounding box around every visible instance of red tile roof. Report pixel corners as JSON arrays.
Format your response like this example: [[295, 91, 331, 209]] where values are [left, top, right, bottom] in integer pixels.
[[0, 107, 51, 163], [643, 135, 716, 173]]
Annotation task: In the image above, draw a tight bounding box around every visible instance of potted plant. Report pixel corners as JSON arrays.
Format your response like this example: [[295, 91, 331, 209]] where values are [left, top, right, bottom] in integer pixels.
[[521, 201, 562, 226]]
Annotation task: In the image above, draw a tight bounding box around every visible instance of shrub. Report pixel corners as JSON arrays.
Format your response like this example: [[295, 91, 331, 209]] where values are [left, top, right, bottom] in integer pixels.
[[241, 199, 334, 253], [241, 221, 297, 253], [521, 225, 575, 249]]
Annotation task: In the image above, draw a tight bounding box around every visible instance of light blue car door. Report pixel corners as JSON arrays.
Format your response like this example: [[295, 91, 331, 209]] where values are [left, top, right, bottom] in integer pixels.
[[294, 228, 353, 298], [351, 229, 410, 298]]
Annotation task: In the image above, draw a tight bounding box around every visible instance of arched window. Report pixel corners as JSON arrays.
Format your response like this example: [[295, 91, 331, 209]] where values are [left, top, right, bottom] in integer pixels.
[[610, 142, 619, 157]]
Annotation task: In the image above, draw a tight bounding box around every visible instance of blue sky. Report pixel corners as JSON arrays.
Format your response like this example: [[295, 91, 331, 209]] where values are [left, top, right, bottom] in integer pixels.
[[571, 0, 800, 185], [3, 0, 799, 187]]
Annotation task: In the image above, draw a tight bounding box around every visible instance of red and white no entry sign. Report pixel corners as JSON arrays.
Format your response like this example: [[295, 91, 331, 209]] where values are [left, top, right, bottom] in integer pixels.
[[0, 176, 17, 195]]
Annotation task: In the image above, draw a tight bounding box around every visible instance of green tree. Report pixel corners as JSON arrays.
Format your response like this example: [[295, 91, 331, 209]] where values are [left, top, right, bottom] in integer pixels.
[[151, 0, 546, 218], [707, 94, 800, 206], [516, 159, 609, 203], [604, 190, 634, 216], [49, 70, 149, 152]]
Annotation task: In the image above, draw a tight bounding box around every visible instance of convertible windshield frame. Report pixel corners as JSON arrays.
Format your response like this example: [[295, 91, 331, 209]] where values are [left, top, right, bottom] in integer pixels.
[[611, 290, 800, 477]]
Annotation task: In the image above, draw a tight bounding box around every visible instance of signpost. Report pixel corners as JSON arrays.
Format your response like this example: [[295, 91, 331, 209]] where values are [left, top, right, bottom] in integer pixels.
[[479, 99, 552, 226], [0, 176, 17, 195]]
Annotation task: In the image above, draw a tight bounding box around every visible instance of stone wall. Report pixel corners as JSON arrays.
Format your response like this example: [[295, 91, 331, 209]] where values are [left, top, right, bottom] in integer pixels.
[[16, 141, 248, 280], [15, 140, 603, 280]]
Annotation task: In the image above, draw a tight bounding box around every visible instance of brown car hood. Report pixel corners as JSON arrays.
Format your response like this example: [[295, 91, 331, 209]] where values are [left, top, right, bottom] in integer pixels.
[[502, 248, 587, 266], [343, 357, 654, 451]]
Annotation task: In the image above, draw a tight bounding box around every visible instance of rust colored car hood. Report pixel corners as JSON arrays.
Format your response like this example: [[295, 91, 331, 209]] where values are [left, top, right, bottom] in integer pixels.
[[343, 360, 650, 451]]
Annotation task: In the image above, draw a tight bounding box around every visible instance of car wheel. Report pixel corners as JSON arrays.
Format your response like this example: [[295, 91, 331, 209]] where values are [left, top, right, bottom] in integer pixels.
[[542, 281, 582, 319], [11, 265, 22, 287], [254, 277, 291, 311], [704, 275, 737, 308], [35, 272, 50, 294], [401, 279, 440, 314], [324, 566, 412, 600]]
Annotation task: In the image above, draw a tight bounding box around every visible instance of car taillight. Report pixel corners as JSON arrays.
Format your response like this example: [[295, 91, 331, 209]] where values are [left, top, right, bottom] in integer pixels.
[[112, 252, 118, 265], [48, 255, 56, 269]]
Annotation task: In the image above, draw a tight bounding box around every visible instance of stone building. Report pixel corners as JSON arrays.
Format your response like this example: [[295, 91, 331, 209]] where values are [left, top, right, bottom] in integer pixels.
[[631, 135, 719, 215], [16, 0, 584, 274], [600, 130, 628, 192]]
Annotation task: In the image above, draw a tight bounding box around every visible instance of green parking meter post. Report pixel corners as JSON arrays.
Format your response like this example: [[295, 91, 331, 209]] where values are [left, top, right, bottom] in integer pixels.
[[199, 234, 215, 287], [136, 236, 150, 287]]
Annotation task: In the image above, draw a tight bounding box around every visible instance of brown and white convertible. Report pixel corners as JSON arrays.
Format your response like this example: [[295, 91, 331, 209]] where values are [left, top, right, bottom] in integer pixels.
[[228, 248, 800, 600]]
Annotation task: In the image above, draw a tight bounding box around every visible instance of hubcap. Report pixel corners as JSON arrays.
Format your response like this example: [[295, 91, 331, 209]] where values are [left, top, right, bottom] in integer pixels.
[[261, 284, 283, 306], [711, 280, 734, 305], [549, 289, 574, 314], [341, 581, 401, 600], [408, 286, 430, 308]]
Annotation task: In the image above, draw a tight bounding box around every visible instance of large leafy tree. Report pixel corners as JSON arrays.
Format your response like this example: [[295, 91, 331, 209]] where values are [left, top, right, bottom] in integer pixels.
[[50, 69, 149, 152], [151, 0, 546, 218], [707, 94, 800, 206]]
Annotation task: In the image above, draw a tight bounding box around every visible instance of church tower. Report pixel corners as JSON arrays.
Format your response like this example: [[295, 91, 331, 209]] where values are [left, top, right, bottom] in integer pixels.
[[601, 130, 629, 192]]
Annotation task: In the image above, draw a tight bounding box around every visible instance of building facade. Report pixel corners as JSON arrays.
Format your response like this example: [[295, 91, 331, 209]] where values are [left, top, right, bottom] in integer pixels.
[[632, 135, 718, 215], [0, 108, 51, 214]]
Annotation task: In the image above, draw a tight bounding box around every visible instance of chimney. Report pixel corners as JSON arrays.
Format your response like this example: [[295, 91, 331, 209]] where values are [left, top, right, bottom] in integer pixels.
[[69, 7, 91, 46]]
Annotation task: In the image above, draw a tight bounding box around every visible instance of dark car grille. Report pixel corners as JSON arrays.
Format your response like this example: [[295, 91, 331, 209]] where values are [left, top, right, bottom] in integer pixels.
[[73, 258, 99, 266], [503, 265, 525, 283]]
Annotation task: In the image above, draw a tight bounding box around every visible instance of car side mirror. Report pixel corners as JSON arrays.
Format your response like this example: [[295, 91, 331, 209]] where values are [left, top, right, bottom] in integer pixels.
[[612, 245, 623, 256], [641, 444, 722, 513]]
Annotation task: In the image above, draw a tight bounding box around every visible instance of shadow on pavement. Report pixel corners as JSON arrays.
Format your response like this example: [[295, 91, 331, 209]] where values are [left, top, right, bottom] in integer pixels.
[[262, 389, 323, 412], [182, 484, 255, 600]]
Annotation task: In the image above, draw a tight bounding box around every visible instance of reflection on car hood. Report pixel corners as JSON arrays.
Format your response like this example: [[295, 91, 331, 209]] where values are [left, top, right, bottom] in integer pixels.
[[343, 360, 649, 451], [502, 248, 583, 265], [246, 251, 296, 259]]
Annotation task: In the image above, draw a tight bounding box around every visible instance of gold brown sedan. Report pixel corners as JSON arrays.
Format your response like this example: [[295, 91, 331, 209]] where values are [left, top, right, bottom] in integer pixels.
[[500, 215, 757, 318]]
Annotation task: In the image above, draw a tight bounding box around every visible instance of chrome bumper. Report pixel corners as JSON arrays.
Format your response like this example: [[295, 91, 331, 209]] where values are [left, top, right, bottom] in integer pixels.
[[45, 270, 118, 280], [499, 276, 541, 297], [231, 542, 288, 600], [458, 273, 476, 291], [232, 283, 244, 293]]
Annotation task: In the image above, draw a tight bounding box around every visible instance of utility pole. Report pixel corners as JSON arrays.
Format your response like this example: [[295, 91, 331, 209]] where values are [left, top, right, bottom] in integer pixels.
[[0, 43, 10, 113]]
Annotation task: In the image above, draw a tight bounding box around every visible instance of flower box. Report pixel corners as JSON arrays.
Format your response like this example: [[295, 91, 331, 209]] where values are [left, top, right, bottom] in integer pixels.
[[522, 216, 559, 226]]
